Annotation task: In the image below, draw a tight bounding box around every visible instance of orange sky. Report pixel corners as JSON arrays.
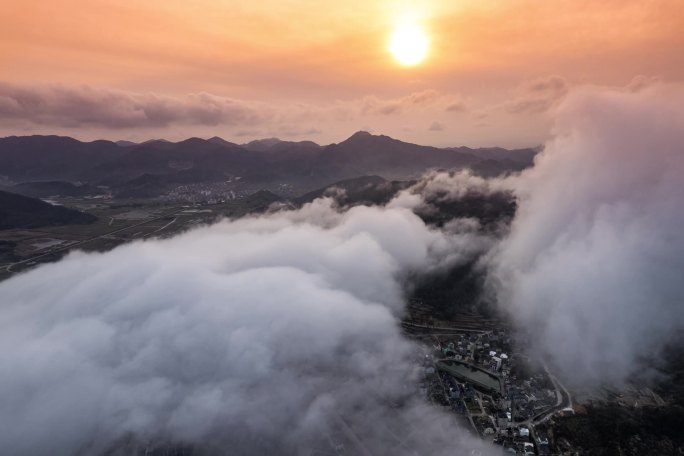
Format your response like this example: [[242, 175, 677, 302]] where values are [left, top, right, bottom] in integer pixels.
[[1, 0, 683, 146]]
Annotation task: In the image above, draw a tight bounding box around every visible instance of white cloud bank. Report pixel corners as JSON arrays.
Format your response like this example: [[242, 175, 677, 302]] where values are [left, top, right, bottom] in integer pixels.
[[489, 83, 684, 387], [0, 200, 494, 455]]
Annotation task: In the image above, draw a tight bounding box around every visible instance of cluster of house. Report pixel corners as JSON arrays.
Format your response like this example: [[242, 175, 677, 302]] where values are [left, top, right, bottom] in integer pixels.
[[438, 331, 512, 364], [492, 425, 550, 455], [165, 182, 245, 203], [502, 376, 557, 422], [419, 329, 560, 455]]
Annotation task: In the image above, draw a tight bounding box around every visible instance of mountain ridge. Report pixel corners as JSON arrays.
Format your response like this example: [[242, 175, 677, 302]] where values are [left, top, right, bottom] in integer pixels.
[[0, 190, 97, 230], [0, 132, 538, 198]]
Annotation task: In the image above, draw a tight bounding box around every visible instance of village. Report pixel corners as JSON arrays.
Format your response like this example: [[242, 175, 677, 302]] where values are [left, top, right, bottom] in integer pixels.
[[403, 301, 573, 455]]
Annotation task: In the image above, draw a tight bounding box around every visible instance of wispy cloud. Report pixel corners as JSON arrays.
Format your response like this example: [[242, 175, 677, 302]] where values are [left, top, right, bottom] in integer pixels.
[[504, 76, 570, 114], [0, 82, 269, 129]]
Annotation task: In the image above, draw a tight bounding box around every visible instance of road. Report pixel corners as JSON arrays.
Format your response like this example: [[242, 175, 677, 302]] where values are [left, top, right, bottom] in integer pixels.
[[402, 321, 492, 334], [514, 363, 573, 453], [531, 367, 572, 425], [153, 217, 177, 233]]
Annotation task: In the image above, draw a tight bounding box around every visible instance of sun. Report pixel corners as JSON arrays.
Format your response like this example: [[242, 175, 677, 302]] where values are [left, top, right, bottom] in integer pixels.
[[389, 24, 429, 66]]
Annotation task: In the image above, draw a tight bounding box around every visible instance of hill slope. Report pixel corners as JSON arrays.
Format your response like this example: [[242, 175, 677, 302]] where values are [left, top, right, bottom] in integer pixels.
[[0, 190, 96, 230], [0, 133, 537, 198]]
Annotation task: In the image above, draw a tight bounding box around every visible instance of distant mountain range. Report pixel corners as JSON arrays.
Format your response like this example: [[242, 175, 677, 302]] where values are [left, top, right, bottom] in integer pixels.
[[0, 132, 537, 198], [7, 181, 102, 199]]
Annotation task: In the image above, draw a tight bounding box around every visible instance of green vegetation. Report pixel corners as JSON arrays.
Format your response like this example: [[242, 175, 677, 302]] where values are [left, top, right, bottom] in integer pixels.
[[410, 261, 484, 318], [554, 404, 684, 455]]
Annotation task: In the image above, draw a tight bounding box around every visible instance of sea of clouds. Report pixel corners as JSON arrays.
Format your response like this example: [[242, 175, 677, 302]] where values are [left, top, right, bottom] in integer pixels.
[[1, 82, 682, 454], [0, 201, 493, 455]]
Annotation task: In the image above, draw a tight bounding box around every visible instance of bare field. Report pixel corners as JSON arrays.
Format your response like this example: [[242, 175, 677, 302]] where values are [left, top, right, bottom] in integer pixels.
[[0, 196, 272, 280]]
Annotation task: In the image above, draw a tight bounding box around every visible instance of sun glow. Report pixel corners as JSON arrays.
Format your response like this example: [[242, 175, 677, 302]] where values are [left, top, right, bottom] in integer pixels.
[[389, 24, 429, 66]]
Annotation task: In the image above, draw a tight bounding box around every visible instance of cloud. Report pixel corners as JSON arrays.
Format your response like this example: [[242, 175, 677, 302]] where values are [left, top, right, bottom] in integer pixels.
[[359, 90, 465, 117], [488, 83, 684, 388], [233, 128, 263, 137], [428, 121, 445, 131], [505, 76, 570, 114], [274, 125, 322, 137], [0, 198, 494, 455], [0, 82, 479, 147], [445, 101, 468, 113], [625, 75, 661, 92], [0, 82, 269, 129], [391, 170, 510, 210]]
